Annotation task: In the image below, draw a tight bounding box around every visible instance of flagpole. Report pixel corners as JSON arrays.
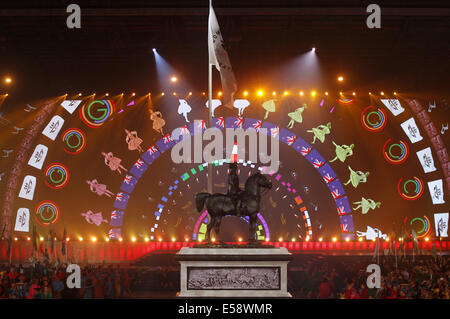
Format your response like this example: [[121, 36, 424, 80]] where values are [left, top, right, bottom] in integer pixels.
[[207, 1, 213, 195]]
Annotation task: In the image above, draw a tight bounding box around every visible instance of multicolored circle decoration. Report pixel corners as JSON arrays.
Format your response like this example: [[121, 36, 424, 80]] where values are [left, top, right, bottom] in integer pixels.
[[383, 139, 409, 164], [62, 128, 86, 154], [35, 201, 60, 226], [404, 216, 432, 239], [361, 106, 387, 132], [397, 177, 424, 200], [44, 163, 70, 189], [79, 100, 115, 128]]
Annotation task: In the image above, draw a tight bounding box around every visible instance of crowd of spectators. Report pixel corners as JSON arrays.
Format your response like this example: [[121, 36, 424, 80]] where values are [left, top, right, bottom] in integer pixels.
[[1, 255, 448, 299], [0, 260, 140, 299], [289, 255, 449, 299]]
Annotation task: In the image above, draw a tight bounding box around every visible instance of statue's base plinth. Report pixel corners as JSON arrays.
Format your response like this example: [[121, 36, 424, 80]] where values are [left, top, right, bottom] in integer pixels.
[[175, 246, 292, 298]]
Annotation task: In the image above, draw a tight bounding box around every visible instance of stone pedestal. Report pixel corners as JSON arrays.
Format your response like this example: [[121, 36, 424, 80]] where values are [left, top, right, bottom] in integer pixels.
[[175, 246, 292, 298]]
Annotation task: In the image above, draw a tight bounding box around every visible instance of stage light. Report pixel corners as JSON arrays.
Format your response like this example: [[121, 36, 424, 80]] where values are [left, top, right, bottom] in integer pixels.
[[339, 92, 343, 95], [352, 92, 356, 96], [172, 92, 177, 96], [291, 238, 296, 242], [338, 76, 344, 82], [299, 91, 304, 96], [170, 76, 178, 83], [278, 237, 283, 242], [188, 92, 192, 96], [265, 238, 269, 242], [257, 90, 263, 97], [132, 93, 136, 96], [425, 237, 429, 242], [78, 93, 82, 96], [119, 237, 123, 242], [158, 237, 162, 242], [27, 237, 31, 241], [332, 237, 337, 242], [393, 92, 397, 95], [161, 92, 165, 96], [4, 77, 12, 84], [145, 237, 149, 242], [131, 236, 137, 242], [185, 237, 189, 242], [218, 91, 222, 96], [312, 47, 316, 52], [91, 236, 97, 243], [5, 93, 8, 96], [325, 92, 328, 96], [93, 93, 96, 96], [211, 237, 216, 242], [198, 238, 203, 243], [311, 91, 316, 97], [386, 237, 390, 242], [358, 237, 363, 242], [372, 238, 376, 242], [238, 237, 243, 242], [380, 91, 384, 96], [66, 237, 70, 242], [399, 237, 403, 241], [14, 237, 18, 241], [202, 92, 206, 95], [369, 92, 372, 95], [345, 237, 350, 242], [283, 91, 289, 96], [171, 237, 176, 242], [78, 237, 83, 242], [121, 93, 124, 96], [105, 237, 110, 242], [105, 93, 109, 96], [243, 91, 248, 96], [305, 236, 310, 242], [152, 48, 156, 52], [40, 236, 44, 241], [272, 91, 276, 96]]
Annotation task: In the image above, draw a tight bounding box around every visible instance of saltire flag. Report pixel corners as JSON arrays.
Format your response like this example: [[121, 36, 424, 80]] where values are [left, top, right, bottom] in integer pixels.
[[32, 224, 37, 252], [400, 117, 423, 144], [61, 226, 67, 256], [208, 1, 237, 109], [6, 235, 12, 260]]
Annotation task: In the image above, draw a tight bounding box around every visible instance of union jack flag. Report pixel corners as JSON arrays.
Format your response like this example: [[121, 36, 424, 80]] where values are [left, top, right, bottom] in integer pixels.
[[180, 126, 189, 135], [271, 126, 279, 137], [301, 147, 311, 155], [323, 173, 334, 183], [163, 134, 172, 144], [134, 159, 144, 169], [123, 175, 132, 184], [197, 120, 207, 130], [147, 145, 157, 154], [286, 136, 296, 146], [337, 206, 346, 215], [115, 193, 124, 201], [341, 224, 349, 232], [252, 120, 262, 131], [331, 190, 342, 199], [234, 117, 243, 128], [111, 211, 121, 220], [216, 117, 224, 128], [313, 159, 324, 168]]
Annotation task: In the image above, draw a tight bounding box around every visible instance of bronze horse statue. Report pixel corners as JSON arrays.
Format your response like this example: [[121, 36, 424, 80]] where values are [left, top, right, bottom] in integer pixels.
[[195, 168, 272, 242]]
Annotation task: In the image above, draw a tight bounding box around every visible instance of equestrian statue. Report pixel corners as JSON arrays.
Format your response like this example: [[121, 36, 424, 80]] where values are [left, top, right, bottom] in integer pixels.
[[195, 162, 272, 243]]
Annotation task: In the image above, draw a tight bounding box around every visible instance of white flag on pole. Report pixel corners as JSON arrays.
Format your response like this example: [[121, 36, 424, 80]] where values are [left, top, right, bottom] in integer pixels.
[[208, 1, 237, 109], [14, 208, 30, 232], [18, 175, 36, 200], [427, 179, 445, 204], [28, 144, 48, 170], [61, 100, 82, 114], [381, 99, 405, 116], [416, 147, 436, 173], [401, 117, 423, 144]]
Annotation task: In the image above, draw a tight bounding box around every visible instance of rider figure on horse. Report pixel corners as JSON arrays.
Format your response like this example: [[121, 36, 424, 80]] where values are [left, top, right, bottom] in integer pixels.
[[227, 162, 243, 216]]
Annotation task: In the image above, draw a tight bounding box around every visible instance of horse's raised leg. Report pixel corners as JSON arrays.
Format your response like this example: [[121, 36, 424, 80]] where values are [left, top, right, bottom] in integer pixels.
[[248, 214, 257, 243]]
